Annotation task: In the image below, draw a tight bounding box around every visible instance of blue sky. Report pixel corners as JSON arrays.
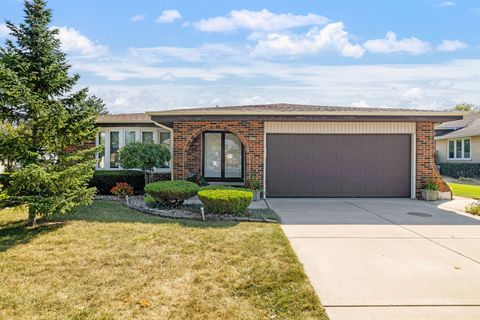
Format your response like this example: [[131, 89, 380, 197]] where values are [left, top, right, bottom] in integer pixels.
[[1, 0, 480, 113]]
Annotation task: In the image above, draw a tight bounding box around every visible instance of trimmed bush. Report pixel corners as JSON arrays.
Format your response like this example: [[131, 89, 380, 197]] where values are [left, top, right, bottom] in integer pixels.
[[145, 180, 199, 207], [200, 185, 251, 192], [89, 170, 145, 195], [439, 163, 480, 179], [198, 189, 253, 215]]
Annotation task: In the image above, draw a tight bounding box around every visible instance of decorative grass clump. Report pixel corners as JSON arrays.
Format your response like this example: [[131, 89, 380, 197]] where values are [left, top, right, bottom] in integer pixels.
[[198, 189, 253, 215], [465, 203, 480, 216], [145, 180, 199, 207]]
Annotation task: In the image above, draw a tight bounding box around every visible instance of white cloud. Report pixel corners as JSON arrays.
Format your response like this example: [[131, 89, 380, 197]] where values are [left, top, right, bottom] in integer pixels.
[[128, 44, 241, 63], [156, 10, 182, 23], [252, 22, 365, 58], [437, 39, 468, 52], [402, 88, 424, 101], [73, 50, 480, 112], [56, 26, 108, 57], [434, 1, 455, 7], [194, 9, 328, 32], [0, 23, 9, 38], [351, 100, 370, 108], [363, 31, 431, 55], [130, 15, 145, 22]]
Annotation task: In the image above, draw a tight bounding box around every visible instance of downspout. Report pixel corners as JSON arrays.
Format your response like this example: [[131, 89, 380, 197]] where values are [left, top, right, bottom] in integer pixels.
[[152, 120, 174, 181]]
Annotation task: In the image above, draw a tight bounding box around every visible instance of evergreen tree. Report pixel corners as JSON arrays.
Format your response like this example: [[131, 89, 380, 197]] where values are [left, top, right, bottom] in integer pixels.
[[0, 0, 102, 225]]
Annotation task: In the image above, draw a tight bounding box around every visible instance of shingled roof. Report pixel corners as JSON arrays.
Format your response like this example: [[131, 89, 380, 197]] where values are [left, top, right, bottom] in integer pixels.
[[97, 113, 152, 124], [147, 103, 460, 116], [435, 113, 480, 139]]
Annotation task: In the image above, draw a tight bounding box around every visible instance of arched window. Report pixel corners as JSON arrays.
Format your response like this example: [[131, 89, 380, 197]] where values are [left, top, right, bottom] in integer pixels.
[[203, 131, 244, 181]]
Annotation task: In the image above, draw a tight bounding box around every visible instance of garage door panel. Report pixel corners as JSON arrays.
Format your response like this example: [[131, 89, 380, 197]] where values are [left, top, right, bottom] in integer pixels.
[[266, 133, 411, 198]]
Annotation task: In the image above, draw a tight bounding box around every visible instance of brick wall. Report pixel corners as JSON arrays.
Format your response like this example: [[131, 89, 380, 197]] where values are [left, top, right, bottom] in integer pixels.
[[173, 120, 446, 198], [416, 121, 450, 197], [172, 121, 264, 183]]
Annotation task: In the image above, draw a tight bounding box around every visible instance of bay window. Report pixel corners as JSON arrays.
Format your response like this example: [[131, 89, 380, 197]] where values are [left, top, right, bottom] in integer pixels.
[[124, 130, 136, 145], [97, 132, 106, 169], [448, 138, 471, 160], [109, 131, 120, 168], [95, 128, 171, 170], [142, 131, 154, 143]]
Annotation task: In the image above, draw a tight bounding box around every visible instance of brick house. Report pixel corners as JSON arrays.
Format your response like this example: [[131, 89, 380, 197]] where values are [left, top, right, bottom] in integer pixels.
[[96, 104, 462, 199]]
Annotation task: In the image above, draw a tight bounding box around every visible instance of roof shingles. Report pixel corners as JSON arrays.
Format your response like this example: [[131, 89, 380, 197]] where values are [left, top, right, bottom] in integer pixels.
[[148, 103, 453, 114], [97, 113, 152, 123], [435, 113, 480, 139]]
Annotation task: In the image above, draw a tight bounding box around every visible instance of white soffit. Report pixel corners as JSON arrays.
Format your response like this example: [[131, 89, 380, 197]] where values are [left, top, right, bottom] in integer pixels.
[[264, 122, 416, 134]]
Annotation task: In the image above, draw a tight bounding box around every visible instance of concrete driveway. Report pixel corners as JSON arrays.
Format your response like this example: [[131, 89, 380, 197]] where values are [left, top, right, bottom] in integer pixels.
[[266, 198, 480, 320]]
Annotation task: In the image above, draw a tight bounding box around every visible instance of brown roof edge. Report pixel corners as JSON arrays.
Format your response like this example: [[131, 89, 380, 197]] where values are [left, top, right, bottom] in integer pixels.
[[96, 113, 153, 124], [146, 103, 465, 118], [152, 114, 463, 128]]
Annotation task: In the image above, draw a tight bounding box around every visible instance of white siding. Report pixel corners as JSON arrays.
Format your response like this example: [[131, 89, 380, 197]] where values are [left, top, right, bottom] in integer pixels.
[[264, 122, 416, 134]]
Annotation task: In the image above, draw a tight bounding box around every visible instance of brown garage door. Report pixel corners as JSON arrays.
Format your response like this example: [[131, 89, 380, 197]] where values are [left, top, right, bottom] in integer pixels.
[[266, 134, 411, 198]]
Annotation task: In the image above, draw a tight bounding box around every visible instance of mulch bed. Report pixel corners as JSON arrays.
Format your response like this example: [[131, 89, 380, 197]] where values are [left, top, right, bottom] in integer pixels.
[[95, 195, 279, 223]]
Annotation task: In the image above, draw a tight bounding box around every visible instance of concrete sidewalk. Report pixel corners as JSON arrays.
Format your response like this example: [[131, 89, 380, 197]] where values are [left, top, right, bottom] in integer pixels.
[[267, 198, 480, 320]]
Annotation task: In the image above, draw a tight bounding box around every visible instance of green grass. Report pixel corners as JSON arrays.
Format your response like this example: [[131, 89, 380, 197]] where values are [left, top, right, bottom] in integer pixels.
[[0, 201, 327, 320], [447, 182, 480, 199]]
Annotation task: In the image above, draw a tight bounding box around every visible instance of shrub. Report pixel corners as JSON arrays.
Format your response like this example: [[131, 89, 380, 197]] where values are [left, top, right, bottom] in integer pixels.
[[144, 180, 199, 207], [119, 142, 171, 184], [198, 189, 253, 215], [89, 170, 145, 195], [110, 182, 134, 198], [465, 203, 480, 216], [425, 180, 439, 191], [439, 163, 480, 179], [245, 173, 262, 190], [200, 185, 251, 191], [144, 194, 156, 207]]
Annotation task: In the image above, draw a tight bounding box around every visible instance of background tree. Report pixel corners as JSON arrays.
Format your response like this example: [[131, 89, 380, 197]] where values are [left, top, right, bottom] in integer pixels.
[[0, 0, 103, 225], [119, 142, 171, 185], [453, 103, 477, 112]]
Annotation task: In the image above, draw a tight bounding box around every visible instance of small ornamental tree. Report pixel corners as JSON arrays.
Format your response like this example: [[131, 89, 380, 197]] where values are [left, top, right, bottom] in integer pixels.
[[0, 0, 102, 225], [119, 142, 171, 185]]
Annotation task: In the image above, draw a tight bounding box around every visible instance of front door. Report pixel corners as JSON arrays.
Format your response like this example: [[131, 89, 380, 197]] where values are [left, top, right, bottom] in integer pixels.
[[203, 132, 243, 181]]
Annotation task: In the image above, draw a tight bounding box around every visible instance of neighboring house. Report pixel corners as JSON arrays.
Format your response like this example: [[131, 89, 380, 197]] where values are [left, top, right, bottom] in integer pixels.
[[435, 113, 480, 163], [96, 104, 461, 199]]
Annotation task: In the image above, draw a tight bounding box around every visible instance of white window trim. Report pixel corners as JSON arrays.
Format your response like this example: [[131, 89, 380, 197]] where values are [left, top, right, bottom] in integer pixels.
[[447, 138, 471, 160], [95, 127, 172, 172]]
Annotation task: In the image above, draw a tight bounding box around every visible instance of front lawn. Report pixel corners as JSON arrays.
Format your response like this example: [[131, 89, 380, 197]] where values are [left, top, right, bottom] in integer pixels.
[[0, 201, 327, 320], [447, 182, 480, 199]]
